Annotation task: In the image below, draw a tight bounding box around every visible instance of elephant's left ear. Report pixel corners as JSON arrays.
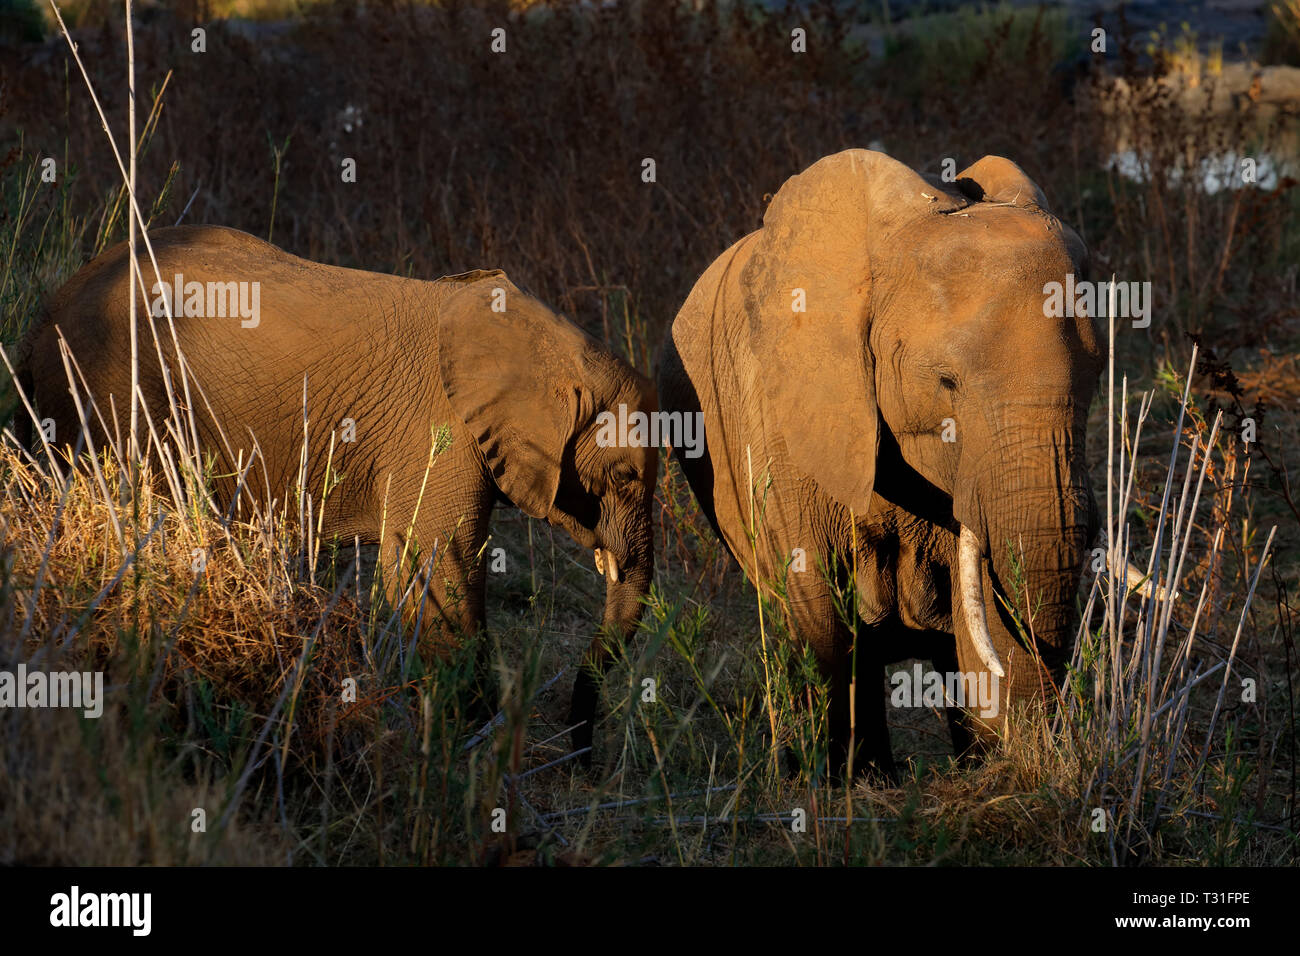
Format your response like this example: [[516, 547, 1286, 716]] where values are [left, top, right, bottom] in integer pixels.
[[741, 149, 953, 517], [437, 278, 589, 520], [956, 156, 1088, 269]]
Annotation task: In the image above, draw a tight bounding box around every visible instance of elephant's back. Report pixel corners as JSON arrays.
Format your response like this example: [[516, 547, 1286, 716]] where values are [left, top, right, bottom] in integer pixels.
[[36, 226, 435, 380], [46, 225, 428, 334], [26, 226, 444, 473]]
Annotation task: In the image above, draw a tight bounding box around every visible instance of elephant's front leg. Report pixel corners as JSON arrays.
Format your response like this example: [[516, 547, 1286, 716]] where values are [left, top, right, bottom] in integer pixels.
[[379, 494, 493, 702], [380, 529, 486, 645], [922, 629, 980, 765], [782, 572, 897, 783], [834, 630, 897, 784], [566, 625, 614, 765]]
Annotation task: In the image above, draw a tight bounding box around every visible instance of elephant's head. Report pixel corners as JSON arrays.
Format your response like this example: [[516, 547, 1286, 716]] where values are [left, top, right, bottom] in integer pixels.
[[438, 276, 658, 749], [742, 149, 1102, 720]]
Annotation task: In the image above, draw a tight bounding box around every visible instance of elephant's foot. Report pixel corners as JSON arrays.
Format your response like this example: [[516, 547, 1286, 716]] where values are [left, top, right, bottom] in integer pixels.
[[832, 675, 898, 784], [787, 737, 898, 786], [854, 751, 900, 786], [944, 705, 986, 768], [828, 736, 899, 787]]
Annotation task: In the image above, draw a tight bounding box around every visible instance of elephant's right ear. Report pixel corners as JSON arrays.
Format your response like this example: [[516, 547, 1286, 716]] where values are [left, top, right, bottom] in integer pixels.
[[954, 156, 1050, 209], [437, 277, 585, 521], [741, 149, 960, 516], [956, 156, 1089, 271]]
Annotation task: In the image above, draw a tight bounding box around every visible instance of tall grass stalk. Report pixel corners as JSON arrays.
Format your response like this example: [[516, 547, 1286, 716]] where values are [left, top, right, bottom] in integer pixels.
[[1067, 302, 1277, 861]]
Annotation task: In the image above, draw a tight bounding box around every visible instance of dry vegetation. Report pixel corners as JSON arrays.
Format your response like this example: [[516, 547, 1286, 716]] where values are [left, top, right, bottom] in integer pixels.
[[0, 0, 1297, 865]]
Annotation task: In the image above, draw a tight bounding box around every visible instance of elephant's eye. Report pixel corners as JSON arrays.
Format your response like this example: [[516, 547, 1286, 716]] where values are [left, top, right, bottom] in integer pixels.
[[938, 374, 959, 392], [611, 463, 638, 489]]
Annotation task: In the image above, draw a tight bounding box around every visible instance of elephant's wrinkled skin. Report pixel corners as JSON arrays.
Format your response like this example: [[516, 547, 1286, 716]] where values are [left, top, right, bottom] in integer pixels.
[[22, 225, 657, 752], [659, 150, 1103, 778]]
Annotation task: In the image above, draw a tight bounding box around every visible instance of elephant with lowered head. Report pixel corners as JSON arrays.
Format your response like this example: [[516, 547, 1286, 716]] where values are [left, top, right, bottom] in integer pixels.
[[21, 225, 657, 754], [659, 149, 1126, 779]]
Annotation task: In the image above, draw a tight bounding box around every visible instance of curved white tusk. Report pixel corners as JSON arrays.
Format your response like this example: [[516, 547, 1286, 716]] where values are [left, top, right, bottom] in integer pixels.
[[1125, 563, 1175, 602], [958, 526, 1006, 679], [1095, 532, 1178, 601], [593, 548, 620, 584]]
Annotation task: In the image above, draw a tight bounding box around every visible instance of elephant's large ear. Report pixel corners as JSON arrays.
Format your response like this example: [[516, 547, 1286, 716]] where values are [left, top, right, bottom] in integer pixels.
[[438, 276, 590, 520], [956, 156, 1088, 270], [741, 149, 961, 516]]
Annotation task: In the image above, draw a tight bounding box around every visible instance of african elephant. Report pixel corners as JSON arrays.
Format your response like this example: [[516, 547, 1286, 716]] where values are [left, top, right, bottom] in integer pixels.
[[659, 149, 1112, 779], [20, 225, 657, 753]]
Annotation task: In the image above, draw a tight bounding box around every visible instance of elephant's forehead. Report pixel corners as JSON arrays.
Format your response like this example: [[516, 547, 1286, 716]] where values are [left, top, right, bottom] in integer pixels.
[[889, 207, 1076, 280]]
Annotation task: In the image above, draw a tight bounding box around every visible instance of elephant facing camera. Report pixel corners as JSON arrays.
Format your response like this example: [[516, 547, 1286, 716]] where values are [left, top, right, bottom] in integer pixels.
[[659, 148, 1109, 780]]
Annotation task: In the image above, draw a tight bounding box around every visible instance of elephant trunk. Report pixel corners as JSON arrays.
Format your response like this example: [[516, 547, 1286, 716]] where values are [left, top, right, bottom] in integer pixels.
[[983, 483, 1093, 686], [957, 421, 1093, 693], [568, 522, 654, 759], [599, 554, 652, 640]]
